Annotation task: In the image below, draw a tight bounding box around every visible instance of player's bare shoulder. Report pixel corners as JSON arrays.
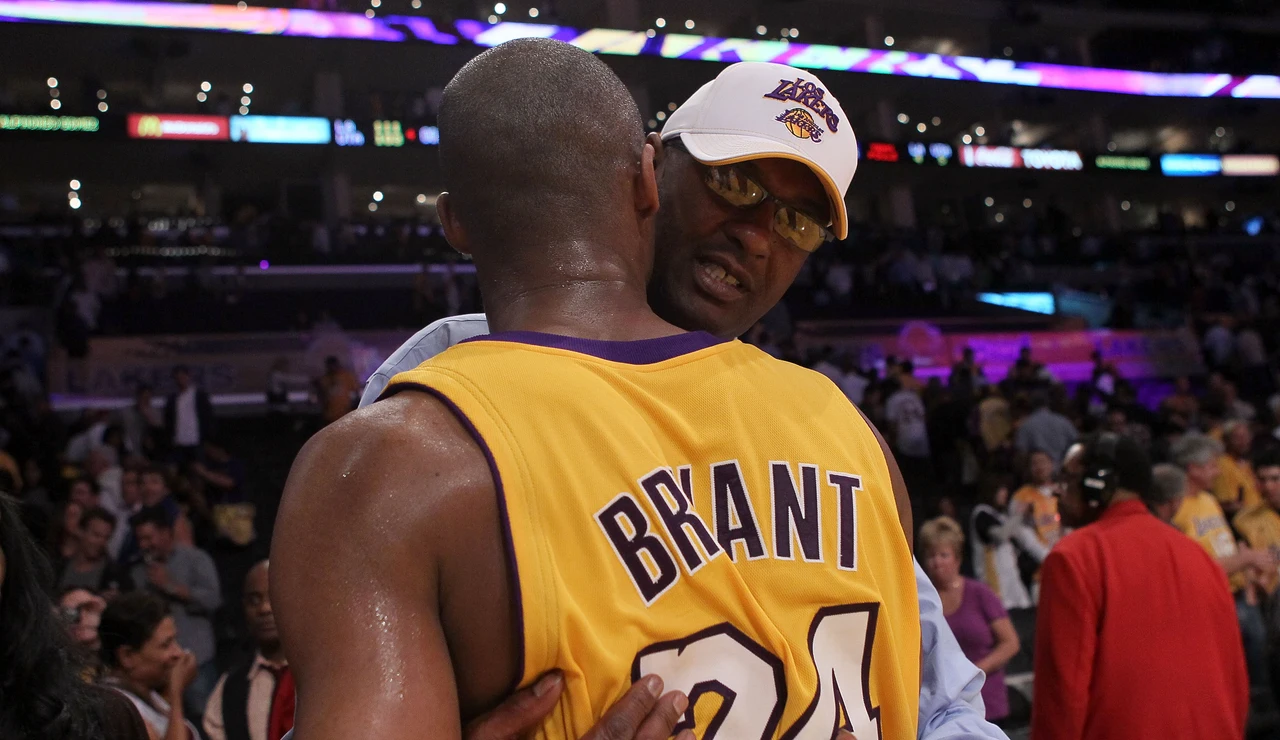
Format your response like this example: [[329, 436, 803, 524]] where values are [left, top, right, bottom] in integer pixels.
[[274, 391, 495, 559]]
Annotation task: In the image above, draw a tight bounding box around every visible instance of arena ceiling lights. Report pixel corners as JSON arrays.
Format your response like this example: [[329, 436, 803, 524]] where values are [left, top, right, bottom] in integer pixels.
[[3, 0, 1280, 99]]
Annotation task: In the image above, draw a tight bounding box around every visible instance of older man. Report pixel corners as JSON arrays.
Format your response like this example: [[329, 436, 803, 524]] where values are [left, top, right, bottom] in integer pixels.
[[358, 59, 999, 740], [205, 561, 293, 740], [1173, 432, 1276, 689]]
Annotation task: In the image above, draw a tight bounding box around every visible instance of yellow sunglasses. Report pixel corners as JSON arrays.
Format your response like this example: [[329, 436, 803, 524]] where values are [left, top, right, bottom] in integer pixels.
[[701, 163, 834, 253]]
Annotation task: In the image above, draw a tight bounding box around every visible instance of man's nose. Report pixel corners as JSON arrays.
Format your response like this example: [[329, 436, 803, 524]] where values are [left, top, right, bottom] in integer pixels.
[[722, 205, 775, 261]]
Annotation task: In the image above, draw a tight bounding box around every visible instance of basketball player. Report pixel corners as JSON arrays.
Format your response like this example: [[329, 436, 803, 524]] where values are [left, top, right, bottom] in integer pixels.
[[273, 39, 921, 740], [360, 62, 1000, 740]]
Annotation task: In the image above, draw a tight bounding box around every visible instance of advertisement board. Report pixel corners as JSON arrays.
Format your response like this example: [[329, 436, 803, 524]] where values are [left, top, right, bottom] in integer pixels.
[[128, 113, 229, 140], [229, 115, 331, 144]]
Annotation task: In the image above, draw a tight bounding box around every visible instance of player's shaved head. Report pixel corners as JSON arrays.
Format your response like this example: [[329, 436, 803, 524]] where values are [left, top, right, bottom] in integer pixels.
[[438, 38, 649, 256]]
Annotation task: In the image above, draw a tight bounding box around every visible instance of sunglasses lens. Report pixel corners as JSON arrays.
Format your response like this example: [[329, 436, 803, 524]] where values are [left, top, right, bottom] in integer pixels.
[[705, 166, 766, 208], [774, 206, 825, 253]]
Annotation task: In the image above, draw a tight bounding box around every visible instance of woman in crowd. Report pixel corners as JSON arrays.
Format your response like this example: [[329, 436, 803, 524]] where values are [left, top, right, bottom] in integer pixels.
[[0, 494, 148, 739], [52, 498, 85, 562], [919, 516, 1021, 725], [99, 592, 200, 740], [969, 475, 1046, 609]]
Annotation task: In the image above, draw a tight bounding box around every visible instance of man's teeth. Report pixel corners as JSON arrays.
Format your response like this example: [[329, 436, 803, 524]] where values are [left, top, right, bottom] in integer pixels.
[[705, 263, 741, 287]]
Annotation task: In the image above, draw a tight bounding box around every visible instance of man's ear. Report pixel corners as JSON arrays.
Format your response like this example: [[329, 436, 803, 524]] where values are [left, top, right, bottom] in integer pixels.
[[635, 141, 660, 220], [436, 192, 471, 257], [647, 132, 665, 177]]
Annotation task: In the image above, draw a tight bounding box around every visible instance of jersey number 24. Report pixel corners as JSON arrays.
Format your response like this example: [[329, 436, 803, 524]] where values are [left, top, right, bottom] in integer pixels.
[[631, 603, 881, 739]]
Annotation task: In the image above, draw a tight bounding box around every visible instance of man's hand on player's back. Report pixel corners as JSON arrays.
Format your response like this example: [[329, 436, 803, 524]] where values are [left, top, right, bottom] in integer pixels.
[[464, 669, 856, 740], [464, 671, 694, 740]]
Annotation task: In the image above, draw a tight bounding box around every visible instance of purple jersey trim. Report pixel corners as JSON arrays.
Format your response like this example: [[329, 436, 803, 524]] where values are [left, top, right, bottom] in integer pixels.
[[463, 330, 728, 364], [378, 381, 525, 693]]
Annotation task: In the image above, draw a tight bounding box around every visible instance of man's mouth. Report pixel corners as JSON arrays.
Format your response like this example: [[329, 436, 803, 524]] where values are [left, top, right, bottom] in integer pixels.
[[694, 256, 749, 302]]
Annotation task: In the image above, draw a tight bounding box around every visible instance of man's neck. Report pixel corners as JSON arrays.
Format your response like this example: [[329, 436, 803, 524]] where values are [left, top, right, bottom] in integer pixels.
[[259, 640, 286, 664], [482, 273, 679, 341], [1109, 489, 1140, 505]]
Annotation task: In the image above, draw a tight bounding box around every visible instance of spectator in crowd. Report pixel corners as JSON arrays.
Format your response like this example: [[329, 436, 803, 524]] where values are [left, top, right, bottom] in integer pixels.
[[948, 346, 986, 402], [1234, 450, 1280, 594], [835, 355, 869, 406], [1214, 420, 1263, 516], [65, 410, 111, 465], [165, 365, 214, 466], [975, 385, 1012, 454], [1033, 433, 1247, 740], [0, 494, 149, 740], [109, 467, 143, 560], [129, 506, 222, 718], [1160, 375, 1199, 429], [87, 446, 123, 507], [919, 516, 1019, 725], [1014, 390, 1078, 468], [1010, 449, 1063, 550], [59, 587, 108, 655], [1173, 432, 1274, 687], [204, 561, 294, 740], [120, 384, 162, 458], [1204, 318, 1235, 371], [1221, 382, 1256, 424], [119, 466, 192, 566], [56, 507, 133, 595], [69, 474, 101, 511], [885, 362, 932, 491], [969, 476, 1045, 609], [317, 355, 359, 425], [52, 499, 85, 562], [1149, 463, 1190, 523], [99, 592, 201, 740]]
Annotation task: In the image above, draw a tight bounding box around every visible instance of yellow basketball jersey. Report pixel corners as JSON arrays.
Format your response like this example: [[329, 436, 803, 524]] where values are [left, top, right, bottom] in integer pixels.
[[1234, 504, 1280, 594], [1213, 456, 1264, 511], [386, 331, 921, 740], [1174, 491, 1243, 592], [1011, 485, 1062, 548]]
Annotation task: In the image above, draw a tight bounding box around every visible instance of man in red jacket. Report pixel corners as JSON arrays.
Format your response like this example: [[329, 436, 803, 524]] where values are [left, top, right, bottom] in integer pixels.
[[1033, 433, 1247, 740]]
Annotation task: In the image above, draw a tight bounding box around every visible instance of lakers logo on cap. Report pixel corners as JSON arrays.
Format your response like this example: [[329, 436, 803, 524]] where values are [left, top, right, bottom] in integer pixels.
[[764, 77, 841, 132], [776, 109, 824, 142]]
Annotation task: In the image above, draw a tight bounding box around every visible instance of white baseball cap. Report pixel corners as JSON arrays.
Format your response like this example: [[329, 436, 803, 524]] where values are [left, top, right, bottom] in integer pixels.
[[661, 62, 857, 240]]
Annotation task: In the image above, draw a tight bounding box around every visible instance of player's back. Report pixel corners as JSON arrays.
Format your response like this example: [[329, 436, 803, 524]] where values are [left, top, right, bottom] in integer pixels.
[[386, 331, 921, 739]]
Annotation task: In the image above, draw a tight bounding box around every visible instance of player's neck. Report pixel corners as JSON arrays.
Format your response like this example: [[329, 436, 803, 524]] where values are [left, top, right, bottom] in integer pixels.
[[480, 250, 681, 340]]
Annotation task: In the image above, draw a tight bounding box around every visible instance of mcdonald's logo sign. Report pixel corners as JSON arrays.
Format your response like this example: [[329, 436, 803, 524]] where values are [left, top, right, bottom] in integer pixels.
[[127, 114, 229, 141]]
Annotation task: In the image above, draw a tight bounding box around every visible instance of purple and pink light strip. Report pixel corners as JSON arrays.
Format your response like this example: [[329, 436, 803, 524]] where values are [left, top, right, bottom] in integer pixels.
[[3, 0, 1279, 99]]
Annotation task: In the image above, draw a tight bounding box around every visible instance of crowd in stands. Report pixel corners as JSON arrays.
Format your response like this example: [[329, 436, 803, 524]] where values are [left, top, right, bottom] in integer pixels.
[[3, 204, 1280, 734], [0, 205, 1271, 349], [0, 340, 336, 738], [765, 315, 1280, 728]]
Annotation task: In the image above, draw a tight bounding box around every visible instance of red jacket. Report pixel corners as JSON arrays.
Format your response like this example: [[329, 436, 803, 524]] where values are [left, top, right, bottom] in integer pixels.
[[1032, 499, 1247, 740]]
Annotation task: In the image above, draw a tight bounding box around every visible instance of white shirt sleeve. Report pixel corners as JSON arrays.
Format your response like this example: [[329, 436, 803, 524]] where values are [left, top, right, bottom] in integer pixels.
[[358, 314, 491, 408]]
